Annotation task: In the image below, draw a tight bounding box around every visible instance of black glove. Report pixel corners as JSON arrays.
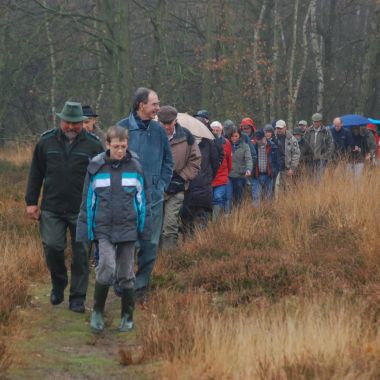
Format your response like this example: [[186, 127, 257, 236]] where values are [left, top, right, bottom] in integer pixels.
[[166, 173, 185, 194]]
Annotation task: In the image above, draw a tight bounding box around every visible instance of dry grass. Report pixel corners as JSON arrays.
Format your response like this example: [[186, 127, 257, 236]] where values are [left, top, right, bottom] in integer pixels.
[[0, 145, 45, 372], [0, 141, 34, 166], [147, 164, 380, 378], [157, 296, 380, 379]]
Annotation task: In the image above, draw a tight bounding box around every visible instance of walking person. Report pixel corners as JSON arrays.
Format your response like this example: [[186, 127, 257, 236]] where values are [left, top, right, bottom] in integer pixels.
[[252, 129, 279, 207], [157, 106, 201, 249], [117, 87, 173, 300], [348, 125, 376, 176], [293, 127, 313, 175], [274, 120, 300, 194], [25, 101, 103, 312], [77, 126, 151, 332], [303, 113, 334, 179], [181, 137, 219, 236], [331, 117, 354, 162], [228, 129, 253, 205], [82, 105, 106, 149], [210, 121, 232, 219]]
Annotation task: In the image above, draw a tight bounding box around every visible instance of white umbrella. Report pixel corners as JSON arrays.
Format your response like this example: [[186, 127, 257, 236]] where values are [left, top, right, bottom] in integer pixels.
[[177, 113, 215, 140]]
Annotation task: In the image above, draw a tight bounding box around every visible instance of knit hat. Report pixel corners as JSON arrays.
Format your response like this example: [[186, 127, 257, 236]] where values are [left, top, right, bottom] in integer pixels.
[[263, 124, 274, 133], [255, 129, 265, 140]]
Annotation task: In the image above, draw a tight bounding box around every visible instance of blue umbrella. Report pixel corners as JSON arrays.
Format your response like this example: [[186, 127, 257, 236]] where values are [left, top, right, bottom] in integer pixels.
[[368, 118, 380, 125], [340, 114, 369, 127]]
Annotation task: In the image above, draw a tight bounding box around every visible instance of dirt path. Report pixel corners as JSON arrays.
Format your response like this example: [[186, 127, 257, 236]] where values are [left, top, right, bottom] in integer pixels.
[[7, 279, 160, 380]]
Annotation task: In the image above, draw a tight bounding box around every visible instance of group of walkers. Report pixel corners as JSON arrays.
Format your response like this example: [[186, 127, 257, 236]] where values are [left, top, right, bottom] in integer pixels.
[[25, 86, 379, 334]]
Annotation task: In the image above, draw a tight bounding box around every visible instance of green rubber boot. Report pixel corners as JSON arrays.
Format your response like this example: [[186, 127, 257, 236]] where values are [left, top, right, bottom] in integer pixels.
[[119, 288, 135, 332], [90, 282, 109, 333]]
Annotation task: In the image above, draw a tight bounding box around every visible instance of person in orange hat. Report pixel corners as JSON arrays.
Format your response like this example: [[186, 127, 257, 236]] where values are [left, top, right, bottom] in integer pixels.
[[240, 117, 257, 144]]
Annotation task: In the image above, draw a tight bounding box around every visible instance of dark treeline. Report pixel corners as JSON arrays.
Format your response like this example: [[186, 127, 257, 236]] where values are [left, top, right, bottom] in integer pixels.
[[0, 0, 379, 142]]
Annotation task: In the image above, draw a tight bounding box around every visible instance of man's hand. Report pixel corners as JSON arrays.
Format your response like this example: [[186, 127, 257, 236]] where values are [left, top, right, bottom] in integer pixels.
[[26, 205, 41, 221]]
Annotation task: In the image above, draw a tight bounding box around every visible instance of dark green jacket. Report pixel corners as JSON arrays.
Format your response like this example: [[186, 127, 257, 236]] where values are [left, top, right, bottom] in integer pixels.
[[25, 128, 103, 214]]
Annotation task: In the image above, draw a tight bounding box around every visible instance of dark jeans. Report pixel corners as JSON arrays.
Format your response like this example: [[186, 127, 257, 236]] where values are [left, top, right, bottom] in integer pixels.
[[252, 175, 273, 207], [134, 201, 164, 291], [229, 177, 246, 205], [181, 206, 211, 237], [39, 210, 89, 302]]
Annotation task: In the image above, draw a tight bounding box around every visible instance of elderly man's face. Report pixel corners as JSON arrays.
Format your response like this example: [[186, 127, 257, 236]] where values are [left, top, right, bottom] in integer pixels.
[[160, 119, 176, 136], [139, 91, 160, 120], [211, 125, 223, 137], [313, 120, 322, 129], [60, 120, 83, 141], [83, 117, 97, 132], [333, 118, 343, 131]]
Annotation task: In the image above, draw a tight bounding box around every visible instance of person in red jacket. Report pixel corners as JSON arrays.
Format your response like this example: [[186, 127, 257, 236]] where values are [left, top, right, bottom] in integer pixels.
[[210, 121, 232, 219]]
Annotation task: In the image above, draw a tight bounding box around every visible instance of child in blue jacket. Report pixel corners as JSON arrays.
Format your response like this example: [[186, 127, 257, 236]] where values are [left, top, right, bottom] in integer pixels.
[[77, 126, 151, 333]]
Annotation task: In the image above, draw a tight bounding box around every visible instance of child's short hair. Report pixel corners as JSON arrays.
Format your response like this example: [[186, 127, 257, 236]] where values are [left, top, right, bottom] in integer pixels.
[[106, 126, 129, 143]]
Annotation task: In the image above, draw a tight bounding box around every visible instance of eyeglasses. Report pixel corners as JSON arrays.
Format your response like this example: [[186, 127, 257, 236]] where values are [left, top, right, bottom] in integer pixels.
[[110, 144, 128, 150]]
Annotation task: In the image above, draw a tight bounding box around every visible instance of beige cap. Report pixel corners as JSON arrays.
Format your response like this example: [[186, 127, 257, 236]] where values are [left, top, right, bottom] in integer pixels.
[[275, 119, 286, 129]]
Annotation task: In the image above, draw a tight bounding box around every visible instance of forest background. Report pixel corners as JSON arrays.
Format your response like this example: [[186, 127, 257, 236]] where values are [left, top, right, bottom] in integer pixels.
[[0, 0, 379, 143]]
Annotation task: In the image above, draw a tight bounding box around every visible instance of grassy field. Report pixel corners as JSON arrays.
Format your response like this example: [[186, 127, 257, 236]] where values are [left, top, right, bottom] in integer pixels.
[[1, 142, 380, 379]]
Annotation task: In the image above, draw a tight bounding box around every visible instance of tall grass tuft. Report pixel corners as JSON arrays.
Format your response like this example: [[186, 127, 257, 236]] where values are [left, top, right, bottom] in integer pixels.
[[0, 142, 45, 371]]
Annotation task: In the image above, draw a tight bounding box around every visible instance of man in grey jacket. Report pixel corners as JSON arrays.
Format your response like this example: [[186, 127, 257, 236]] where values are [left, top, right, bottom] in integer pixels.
[[274, 119, 300, 194], [304, 113, 334, 179]]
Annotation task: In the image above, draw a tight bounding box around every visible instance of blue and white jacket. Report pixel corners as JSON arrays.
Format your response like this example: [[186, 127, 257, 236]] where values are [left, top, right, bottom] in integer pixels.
[[76, 150, 151, 243]]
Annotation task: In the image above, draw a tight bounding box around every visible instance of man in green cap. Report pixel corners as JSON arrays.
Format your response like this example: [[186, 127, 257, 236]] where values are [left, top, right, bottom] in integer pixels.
[[304, 112, 334, 179], [25, 101, 103, 313]]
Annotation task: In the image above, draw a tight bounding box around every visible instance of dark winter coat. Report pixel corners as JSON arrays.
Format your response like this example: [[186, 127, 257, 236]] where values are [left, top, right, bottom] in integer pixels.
[[76, 150, 151, 243], [183, 138, 219, 210], [331, 128, 354, 159], [25, 128, 103, 214]]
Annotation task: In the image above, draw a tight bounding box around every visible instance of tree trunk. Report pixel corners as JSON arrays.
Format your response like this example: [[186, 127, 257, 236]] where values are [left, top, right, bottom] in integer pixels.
[[310, 0, 324, 113], [93, 2, 105, 116], [357, 4, 380, 115], [201, 1, 214, 112], [44, 0, 57, 129], [97, 0, 132, 119], [252, 0, 268, 124], [150, 0, 167, 90], [269, 0, 280, 122], [288, 1, 312, 127], [286, 0, 300, 131]]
